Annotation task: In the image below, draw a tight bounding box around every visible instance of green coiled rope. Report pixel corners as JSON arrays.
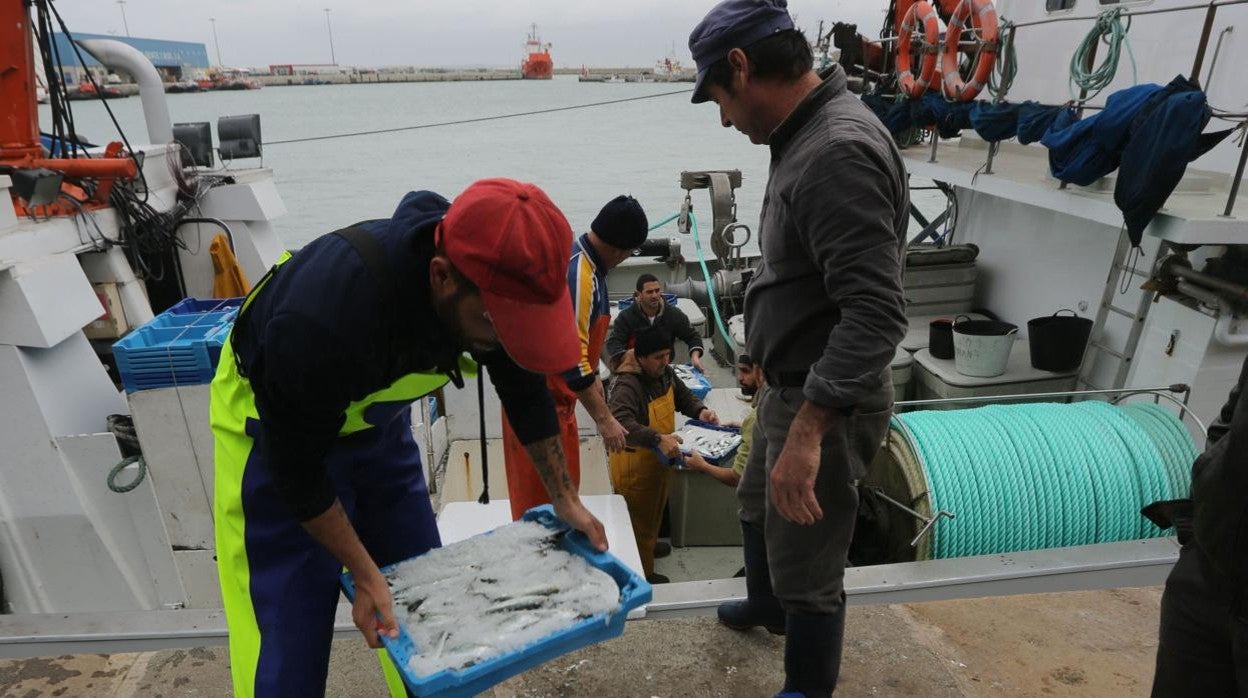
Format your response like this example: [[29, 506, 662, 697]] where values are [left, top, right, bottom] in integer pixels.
[[1069, 8, 1137, 103], [893, 400, 1196, 559]]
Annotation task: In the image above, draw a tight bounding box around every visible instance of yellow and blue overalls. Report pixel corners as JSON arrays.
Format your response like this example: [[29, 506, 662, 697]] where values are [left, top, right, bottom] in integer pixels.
[[211, 193, 463, 697]]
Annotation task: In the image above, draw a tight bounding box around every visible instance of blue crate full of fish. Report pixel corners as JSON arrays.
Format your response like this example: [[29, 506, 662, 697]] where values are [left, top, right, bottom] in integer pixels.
[[112, 298, 242, 393], [340, 506, 651, 698], [674, 419, 742, 466], [673, 364, 712, 401]]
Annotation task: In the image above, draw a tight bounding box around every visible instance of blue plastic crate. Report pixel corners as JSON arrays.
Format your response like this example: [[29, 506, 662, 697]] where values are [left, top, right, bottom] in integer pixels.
[[615, 292, 677, 311], [674, 364, 712, 401], [341, 506, 651, 698], [656, 419, 742, 467], [113, 300, 239, 393], [166, 297, 243, 315]]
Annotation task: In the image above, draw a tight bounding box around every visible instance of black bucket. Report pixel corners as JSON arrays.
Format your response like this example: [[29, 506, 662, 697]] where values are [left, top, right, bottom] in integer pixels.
[[928, 314, 968, 360], [1028, 310, 1093, 372]]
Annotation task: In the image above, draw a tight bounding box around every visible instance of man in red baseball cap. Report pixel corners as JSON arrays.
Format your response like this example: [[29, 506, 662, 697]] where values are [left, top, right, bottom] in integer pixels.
[[211, 178, 606, 698]]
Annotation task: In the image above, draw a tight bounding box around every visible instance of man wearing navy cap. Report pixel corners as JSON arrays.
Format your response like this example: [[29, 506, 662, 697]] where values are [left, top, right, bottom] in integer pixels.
[[689, 2, 909, 696]]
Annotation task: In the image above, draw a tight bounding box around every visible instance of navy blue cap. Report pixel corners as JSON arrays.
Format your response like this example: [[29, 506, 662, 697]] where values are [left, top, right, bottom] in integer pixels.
[[688, 0, 795, 104]]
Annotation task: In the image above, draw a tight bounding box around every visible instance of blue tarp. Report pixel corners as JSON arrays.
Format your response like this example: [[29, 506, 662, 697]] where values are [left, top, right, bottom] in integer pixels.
[[915, 93, 975, 138], [970, 101, 1021, 143], [1115, 75, 1234, 245], [1017, 102, 1064, 145], [1040, 82, 1165, 186]]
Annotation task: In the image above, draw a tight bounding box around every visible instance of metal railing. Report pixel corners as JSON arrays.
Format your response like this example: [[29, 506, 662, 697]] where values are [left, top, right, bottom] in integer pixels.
[[899, 0, 1248, 216]]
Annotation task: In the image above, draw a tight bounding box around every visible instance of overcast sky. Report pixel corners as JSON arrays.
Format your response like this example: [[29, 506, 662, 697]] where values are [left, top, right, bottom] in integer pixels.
[[53, 1, 890, 69]]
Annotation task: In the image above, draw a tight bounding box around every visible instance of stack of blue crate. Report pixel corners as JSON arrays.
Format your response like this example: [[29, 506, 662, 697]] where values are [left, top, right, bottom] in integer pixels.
[[113, 298, 243, 393]]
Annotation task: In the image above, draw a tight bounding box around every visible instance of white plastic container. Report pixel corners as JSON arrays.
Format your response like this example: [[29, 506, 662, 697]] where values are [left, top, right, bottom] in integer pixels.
[[953, 319, 1018, 377]]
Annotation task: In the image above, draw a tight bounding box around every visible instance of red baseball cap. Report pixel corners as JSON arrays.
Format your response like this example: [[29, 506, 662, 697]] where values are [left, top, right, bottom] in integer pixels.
[[439, 178, 579, 374]]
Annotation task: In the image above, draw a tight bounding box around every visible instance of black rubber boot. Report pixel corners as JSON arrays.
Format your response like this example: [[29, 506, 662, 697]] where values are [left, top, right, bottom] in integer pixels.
[[717, 520, 785, 635], [780, 604, 846, 698]]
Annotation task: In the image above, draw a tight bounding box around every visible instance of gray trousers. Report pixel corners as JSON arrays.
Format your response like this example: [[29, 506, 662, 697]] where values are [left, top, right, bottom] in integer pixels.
[[738, 377, 894, 614]]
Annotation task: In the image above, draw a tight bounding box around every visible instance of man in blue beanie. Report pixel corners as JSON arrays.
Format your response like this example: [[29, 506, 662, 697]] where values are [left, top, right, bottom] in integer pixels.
[[502, 195, 651, 519], [689, 1, 909, 696]]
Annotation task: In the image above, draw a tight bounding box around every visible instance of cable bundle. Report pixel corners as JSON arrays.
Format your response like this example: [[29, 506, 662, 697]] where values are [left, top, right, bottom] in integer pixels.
[[893, 400, 1196, 559]]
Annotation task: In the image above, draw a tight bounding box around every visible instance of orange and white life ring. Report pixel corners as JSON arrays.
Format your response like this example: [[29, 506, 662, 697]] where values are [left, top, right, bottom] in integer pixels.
[[941, 0, 999, 102], [897, 1, 941, 99]]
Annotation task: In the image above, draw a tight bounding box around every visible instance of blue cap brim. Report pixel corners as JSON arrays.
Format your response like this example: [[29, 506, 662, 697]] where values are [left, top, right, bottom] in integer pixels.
[[691, 67, 711, 104]]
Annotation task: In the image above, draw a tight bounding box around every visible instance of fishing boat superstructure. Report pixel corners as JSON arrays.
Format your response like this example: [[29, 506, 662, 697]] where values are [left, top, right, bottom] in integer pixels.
[[1, 0, 1247, 661]]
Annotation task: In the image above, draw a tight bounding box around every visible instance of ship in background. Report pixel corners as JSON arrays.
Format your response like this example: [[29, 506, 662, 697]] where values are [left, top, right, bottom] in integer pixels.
[[521, 23, 553, 80]]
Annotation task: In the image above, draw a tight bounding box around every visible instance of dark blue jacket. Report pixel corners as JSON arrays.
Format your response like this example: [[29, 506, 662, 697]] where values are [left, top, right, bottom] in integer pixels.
[[233, 191, 558, 520]]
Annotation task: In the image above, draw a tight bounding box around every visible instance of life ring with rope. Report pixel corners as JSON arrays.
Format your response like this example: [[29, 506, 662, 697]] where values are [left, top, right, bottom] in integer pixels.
[[941, 0, 999, 102], [896, 1, 942, 99]]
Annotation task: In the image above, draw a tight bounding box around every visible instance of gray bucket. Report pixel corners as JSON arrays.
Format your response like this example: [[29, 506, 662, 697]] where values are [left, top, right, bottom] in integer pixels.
[[953, 319, 1018, 378]]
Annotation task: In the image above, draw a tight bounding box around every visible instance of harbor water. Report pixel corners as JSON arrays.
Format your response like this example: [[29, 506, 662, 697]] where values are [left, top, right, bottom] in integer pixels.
[[41, 76, 943, 252]]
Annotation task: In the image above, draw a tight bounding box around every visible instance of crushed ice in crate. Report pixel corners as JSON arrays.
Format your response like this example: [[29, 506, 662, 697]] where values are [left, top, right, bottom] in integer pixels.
[[675, 422, 742, 462], [383, 520, 620, 677], [672, 364, 704, 391]]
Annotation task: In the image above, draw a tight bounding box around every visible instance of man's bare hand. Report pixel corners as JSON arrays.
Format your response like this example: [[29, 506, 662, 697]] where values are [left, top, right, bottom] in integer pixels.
[[657, 432, 684, 459], [597, 415, 628, 452], [352, 571, 398, 649], [769, 440, 823, 526], [553, 496, 609, 551]]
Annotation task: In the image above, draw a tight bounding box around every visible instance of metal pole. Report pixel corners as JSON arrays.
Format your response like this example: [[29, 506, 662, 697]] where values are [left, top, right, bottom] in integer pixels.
[[323, 8, 336, 66], [116, 0, 130, 37], [1190, 3, 1218, 85], [209, 18, 223, 67], [1224, 135, 1248, 217], [928, 127, 939, 163]]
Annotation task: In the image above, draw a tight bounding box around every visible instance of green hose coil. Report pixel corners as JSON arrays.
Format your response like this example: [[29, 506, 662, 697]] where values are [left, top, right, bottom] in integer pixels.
[[892, 400, 1196, 559]]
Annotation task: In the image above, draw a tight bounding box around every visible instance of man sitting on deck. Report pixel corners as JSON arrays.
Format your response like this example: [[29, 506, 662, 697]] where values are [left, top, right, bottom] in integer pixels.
[[606, 273, 707, 373]]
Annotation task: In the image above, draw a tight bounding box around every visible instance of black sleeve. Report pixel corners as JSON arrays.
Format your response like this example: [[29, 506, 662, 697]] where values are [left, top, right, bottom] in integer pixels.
[[1190, 355, 1248, 584], [482, 350, 560, 444], [605, 316, 630, 362], [670, 308, 705, 357], [250, 312, 361, 521], [793, 140, 907, 408], [1204, 357, 1245, 449]]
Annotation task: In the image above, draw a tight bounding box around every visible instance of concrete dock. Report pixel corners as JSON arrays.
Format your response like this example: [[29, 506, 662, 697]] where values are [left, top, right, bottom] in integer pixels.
[[0, 586, 1162, 696]]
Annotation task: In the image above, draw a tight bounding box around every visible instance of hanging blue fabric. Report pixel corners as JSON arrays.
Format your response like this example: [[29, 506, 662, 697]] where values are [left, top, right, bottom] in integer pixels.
[[970, 101, 1021, 143], [916, 93, 975, 139], [882, 101, 915, 135], [1115, 75, 1236, 246], [861, 94, 894, 122], [1041, 82, 1164, 186], [1017, 102, 1063, 145], [860, 94, 915, 136]]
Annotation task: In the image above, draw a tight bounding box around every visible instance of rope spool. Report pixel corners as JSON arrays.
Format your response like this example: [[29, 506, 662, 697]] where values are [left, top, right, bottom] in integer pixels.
[[864, 401, 1197, 561]]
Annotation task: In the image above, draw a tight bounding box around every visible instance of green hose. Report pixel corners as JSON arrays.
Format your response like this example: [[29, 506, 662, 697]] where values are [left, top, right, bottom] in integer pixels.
[[894, 400, 1195, 559], [1069, 8, 1137, 103], [688, 212, 736, 352], [648, 212, 681, 232], [988, 19, 1017, 104], [642, 209, 736, 351]]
